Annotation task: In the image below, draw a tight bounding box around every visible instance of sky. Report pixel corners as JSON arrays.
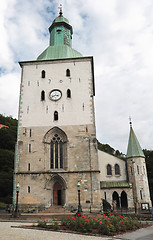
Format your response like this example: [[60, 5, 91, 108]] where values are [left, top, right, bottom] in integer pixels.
[[1, 0, 153, 153]]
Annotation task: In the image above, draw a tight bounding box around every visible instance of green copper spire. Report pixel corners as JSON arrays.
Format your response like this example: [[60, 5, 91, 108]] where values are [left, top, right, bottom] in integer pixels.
[[126, 121, 145, 158], [37, 6, 82, 60]]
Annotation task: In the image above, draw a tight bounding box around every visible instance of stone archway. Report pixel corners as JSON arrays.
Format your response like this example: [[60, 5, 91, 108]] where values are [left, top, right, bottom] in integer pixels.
[[112, 191, 120, 209], [49, 174, 67, 206], [121, 191, 128, 209]]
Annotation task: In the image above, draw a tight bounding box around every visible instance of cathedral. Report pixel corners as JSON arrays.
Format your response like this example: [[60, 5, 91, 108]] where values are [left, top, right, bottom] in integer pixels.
[[14, 8, 152, 212]]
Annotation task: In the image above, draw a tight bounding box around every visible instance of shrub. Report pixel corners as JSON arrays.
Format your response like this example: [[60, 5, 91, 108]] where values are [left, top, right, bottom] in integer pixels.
[[37, 214, 142, 236], [0, 202, 7, 209]]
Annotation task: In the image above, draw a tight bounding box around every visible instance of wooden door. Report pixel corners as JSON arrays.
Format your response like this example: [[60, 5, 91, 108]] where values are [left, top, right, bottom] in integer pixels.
[[53, 182, 62, 205]]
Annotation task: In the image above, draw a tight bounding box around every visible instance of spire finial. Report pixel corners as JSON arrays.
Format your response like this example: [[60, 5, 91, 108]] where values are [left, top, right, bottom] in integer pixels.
[[58, 4, 63, 16], [129, 116, 132, 127]]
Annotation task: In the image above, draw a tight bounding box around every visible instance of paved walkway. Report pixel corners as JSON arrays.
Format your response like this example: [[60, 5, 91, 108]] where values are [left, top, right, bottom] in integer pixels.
[[1, 221, 153, 240], [0, 222, 112, 240], [114, 225, 153, 240]]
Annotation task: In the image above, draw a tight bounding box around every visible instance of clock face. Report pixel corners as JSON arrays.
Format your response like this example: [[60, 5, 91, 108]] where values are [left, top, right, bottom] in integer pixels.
[[49, 90, 62, 101]]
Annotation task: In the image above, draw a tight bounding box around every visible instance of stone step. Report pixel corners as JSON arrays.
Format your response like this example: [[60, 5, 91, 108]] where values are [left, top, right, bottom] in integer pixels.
[[40, 205, 71, 214]]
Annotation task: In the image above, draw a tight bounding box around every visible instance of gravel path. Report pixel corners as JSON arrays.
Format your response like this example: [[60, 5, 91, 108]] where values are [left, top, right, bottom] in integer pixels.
[[0, 222, 112, 240]]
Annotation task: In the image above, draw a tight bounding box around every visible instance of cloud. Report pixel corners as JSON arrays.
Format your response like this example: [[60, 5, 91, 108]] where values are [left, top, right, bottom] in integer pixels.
[[1, 0, 153, 153]]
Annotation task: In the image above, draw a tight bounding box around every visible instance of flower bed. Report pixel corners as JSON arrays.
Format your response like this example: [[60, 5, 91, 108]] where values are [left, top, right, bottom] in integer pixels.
[[37, 214, 145, 236]]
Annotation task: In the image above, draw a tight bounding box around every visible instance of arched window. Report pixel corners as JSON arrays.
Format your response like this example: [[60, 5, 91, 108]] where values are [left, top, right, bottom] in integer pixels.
[[43, 127, 67, 170], [66, 69, 70, 77], [112, 191, 120, 209], [28, 163, 30, 171], [121, 191, 128, 209], [28, 186, 30, 193], [50, 132, 67, 169], [41, 70, 45, 78], [107, 164, 112, 175], [67, 89, 71, 98], [29, 144, 31, 153], [41, 90, 45, 101], [140, 190, 143, 200], [130, 166, 133, 175], [54, 111, 58, 121], [50, 135, 63, 169], [115, 164, 120, 175], [137, 165, 139, 174], [29, 129, 32, 137]]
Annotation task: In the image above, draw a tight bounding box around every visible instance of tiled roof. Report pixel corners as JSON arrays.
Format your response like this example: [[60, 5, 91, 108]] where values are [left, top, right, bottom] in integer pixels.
[[100, 181, 130, 189]]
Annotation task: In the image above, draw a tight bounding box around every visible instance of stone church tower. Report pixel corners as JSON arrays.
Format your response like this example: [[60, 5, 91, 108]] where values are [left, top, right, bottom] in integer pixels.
[[14, 9, 101, 211], [126, 122, 152, 208]]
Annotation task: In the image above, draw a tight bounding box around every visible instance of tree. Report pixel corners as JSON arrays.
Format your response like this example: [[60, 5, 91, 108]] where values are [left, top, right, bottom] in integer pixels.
[[0, 114, 17, 204], [143, 149, 153, 203]]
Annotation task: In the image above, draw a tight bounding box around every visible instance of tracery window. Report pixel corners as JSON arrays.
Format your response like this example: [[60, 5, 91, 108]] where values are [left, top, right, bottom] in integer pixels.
[[44, 127, 67, 170], [115, 164, 120, 175], [107, 164, 112, 175], [50, 134, 64, 169]]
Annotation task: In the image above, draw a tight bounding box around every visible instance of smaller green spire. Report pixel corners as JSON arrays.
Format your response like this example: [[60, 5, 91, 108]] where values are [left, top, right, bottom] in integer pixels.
[[126, 122, 145, 158]]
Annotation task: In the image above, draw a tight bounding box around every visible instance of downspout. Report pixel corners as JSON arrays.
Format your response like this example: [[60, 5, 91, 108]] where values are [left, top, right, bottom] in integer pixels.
[[89, 138, 93, 209], [13, 66, 23, 207]]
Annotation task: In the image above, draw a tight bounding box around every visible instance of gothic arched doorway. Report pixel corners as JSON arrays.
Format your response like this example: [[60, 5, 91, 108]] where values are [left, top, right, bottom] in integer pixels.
[[121, 191, 128, 209], [53, 182, 62, 205], [112, 191, 120, 209]]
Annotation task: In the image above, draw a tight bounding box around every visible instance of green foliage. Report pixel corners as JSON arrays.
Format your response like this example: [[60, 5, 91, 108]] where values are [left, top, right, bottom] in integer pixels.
[[37, 219, 48, 227], [98, 141, 115, 154], [97, 141, 124, 159], [0, 114, 17, 204], [38, 215, 142, 236], [102, 199, 111, 212], [0, 114, 17, 151], [0, 202, 7, 209]]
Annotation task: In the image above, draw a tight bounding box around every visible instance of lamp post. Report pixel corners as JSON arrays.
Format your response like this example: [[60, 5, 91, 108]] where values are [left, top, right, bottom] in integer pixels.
[[77, 181, 82, 216], [14, 183, 20, 217]]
